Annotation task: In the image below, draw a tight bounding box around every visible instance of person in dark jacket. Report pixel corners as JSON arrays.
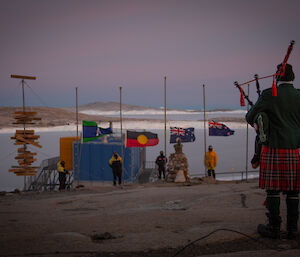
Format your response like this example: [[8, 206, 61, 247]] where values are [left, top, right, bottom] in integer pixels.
[[109, 152, 123, 186], [57, 160, 70, 190], [246, 63, 300, 239], [155, 151, 167, 179]]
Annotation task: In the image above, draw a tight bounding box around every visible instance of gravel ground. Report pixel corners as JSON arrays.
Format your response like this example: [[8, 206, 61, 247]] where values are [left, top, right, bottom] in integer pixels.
[[0, 180, 299, 257]]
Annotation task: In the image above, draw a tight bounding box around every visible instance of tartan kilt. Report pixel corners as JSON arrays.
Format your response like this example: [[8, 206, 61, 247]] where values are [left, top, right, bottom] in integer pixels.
[[259, 146, 300, 191]]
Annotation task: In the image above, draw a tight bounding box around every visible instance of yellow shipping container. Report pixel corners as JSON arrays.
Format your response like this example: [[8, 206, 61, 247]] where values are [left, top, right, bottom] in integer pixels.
[[60, 137, 80, 170]]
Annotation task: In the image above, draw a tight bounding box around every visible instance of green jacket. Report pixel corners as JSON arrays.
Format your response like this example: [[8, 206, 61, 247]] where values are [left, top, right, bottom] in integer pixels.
[[246, 83, 300, 149]]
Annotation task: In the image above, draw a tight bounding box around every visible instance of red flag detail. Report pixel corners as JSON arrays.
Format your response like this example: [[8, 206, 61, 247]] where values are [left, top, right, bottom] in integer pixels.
[[126, 130, 159, 147], [272, 75, 277, 96], [240, 89, 245, 106]]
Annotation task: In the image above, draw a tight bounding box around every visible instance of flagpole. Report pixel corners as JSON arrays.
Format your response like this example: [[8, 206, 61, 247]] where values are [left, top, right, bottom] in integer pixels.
[[245, 84, 250, 182], [22, 79, 26, 190], [76, 87, 80, 186], [120, 86, 124, 184], [164, 76, 167, 158], [203, 84, 207, 176]]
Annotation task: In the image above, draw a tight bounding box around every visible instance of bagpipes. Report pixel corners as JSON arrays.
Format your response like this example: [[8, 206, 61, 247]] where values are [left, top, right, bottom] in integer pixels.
[[234, 40, 295, 107]]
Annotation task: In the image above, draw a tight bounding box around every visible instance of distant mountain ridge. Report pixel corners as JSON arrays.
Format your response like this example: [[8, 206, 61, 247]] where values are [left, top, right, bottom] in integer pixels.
[[78, 101, 160, 112], [0, 105, 244, 129]]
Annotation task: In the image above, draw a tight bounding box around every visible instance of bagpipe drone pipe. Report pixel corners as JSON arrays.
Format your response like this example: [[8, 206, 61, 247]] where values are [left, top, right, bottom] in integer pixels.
[[234, 40, 295, 107]]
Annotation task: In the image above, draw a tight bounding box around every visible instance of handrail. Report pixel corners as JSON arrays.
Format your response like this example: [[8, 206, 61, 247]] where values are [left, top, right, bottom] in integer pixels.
[[190, 170, 259, 181], [144, 161, 156, 169], [25, 156, 73, 191], [143, 161, 258, 182]]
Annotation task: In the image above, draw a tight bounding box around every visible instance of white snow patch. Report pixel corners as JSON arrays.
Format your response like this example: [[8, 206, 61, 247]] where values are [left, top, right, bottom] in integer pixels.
[[0, 121, 248, 134]]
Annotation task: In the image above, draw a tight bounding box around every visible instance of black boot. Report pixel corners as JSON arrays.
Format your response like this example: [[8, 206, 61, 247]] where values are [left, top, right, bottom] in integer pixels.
[[257, 192, 281, 239], [257, 213, 281, 239], [286, 194, 299, 239]]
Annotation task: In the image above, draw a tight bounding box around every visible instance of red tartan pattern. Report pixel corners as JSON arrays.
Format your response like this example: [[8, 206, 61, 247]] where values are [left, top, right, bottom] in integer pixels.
[[259, 146, 300, 191]]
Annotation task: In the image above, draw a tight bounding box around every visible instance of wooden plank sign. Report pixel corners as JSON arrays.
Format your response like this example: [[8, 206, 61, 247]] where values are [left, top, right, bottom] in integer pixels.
[[10, 108, 42, 176], [11, 75, 36, 80], [15, 153, 37, 159], [15, 135, 42, 148], [11, 135, 40, 140], [8, 74, 42, 176], [16, 130, 35, 134]]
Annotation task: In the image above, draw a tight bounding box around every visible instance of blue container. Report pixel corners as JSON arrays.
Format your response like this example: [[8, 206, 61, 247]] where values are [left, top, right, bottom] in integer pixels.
[[73, 139, 143, 182]]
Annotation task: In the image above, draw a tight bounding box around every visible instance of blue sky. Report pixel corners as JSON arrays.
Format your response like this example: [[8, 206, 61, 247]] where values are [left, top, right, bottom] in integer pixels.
[[1, 0, 300, 109]]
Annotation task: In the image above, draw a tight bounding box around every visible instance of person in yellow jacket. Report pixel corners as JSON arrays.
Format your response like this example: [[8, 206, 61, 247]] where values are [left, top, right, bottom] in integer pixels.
[[204, 145, 218, 179], [109, 152, 123, 186], [57, 160, 70, 190]]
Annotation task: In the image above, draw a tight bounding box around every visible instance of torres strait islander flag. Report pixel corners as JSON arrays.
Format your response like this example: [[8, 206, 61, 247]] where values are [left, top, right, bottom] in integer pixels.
[[126, 130, 159, 147], [82, 120, 112, 142]]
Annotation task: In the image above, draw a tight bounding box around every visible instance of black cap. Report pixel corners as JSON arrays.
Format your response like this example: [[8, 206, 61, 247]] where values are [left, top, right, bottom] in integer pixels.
[[276, 63, 295, 82]]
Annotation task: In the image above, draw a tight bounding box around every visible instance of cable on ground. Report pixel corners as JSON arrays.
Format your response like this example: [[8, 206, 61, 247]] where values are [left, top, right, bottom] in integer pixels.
[[172, 228, 286, 257]]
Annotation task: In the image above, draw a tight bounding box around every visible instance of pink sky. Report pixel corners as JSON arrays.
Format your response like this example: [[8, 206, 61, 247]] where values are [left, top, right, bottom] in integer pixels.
[[1, 0, 300, 109]]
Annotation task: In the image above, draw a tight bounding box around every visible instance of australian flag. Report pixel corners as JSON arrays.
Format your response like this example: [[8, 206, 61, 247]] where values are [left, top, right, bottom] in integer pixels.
[[208, 120, 234, 136], [170, 127, 196, 143]]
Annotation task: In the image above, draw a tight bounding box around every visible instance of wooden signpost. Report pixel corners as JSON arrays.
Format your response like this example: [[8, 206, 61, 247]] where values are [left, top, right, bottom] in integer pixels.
[[9, 75, 42, 176]]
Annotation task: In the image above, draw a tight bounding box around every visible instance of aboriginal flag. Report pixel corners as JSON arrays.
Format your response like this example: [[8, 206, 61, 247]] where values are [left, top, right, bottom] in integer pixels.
[[126, 130, 159, 147]]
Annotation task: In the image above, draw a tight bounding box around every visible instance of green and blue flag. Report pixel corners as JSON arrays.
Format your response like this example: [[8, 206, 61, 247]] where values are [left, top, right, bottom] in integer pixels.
[[82, 120, 112, 142]]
